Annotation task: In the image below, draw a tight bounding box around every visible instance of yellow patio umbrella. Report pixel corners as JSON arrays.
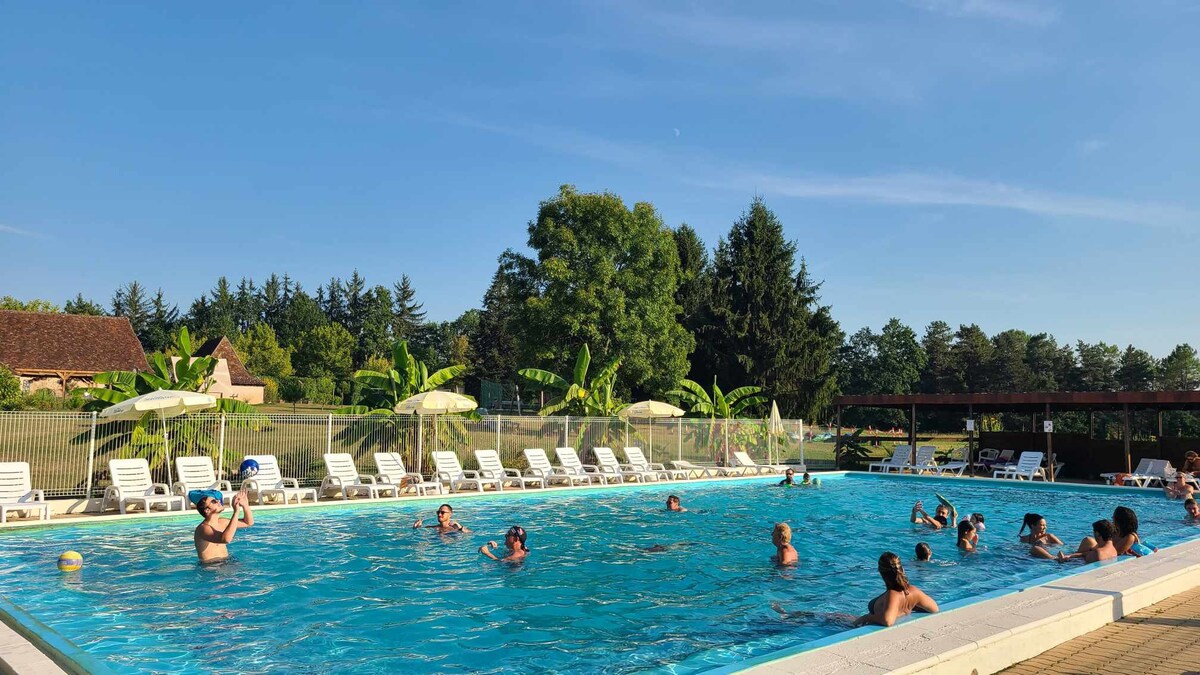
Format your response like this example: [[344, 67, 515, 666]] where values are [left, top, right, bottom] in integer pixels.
[[99, 389, 218, 485], [396, 390, 477, 475], [619, 400, 685, 462]]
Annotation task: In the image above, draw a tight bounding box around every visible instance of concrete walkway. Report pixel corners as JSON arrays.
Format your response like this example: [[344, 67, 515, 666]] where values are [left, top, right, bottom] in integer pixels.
[[1000, 583, 1200, 675]]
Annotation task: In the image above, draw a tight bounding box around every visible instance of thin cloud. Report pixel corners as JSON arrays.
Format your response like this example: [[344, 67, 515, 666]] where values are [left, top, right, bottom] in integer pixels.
[[0, 224, 39, 237], [904, 0, 1059, 27], [1078, 139, 1107, 154]]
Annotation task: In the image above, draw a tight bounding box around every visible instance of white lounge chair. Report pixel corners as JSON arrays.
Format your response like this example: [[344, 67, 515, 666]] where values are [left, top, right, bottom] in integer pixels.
[[592, 447, 657, 482], [623, 447, 688, 480], [934, 447, 970, 477], [868, 446, 911, 473], [374, 452, 442, 496], [982, 449, 1015, 473], [434, 451, 503, 493], [0, 462, 50, 523], [732, 451, 787, 475], [172, 456, 237, 505], [320, 453, 399, 499], [103, 458, 186, 514], [902, 446, 939, 475], [670, 460, 722, 478], [1137, 460, 1176, 488], [475, 449, 543, 489], [555, 447, 617, 484], [1101, 458, 1154, 486], [523, 448, 592, 486], [241, 454, 318, 505], [993, 451, 1047, 481]]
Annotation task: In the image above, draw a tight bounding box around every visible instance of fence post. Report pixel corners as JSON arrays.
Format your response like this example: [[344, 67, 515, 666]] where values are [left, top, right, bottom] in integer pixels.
[[326, 414, 333, 455], [564, 415, 569, 448], [678, 417, 682, 462], [84, 412, 97, 502], [217, 413, 227, 479], [495, 414, 501, 455]]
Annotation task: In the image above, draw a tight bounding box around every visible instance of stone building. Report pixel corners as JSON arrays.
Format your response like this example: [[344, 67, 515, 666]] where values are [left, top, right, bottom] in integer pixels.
[[0, 310, 149, 395]]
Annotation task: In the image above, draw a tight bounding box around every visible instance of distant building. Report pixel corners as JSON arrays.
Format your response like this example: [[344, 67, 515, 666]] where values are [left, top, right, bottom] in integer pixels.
[[191, 336, 265, 404], [0, 310, 149, 395]]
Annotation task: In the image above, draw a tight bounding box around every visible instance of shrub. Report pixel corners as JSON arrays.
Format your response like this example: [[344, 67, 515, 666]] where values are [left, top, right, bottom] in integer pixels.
[[0, 365, 20, 410], [261, 376, 280, 404]]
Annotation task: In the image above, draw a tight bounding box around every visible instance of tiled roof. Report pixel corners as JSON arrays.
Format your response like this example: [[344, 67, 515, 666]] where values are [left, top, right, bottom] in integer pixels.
[[194, 336, 264, 387], [0, 310, 148, 374]]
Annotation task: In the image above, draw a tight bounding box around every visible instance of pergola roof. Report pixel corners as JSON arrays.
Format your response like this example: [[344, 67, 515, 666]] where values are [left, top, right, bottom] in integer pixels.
[[834, 391, 1200, 412]]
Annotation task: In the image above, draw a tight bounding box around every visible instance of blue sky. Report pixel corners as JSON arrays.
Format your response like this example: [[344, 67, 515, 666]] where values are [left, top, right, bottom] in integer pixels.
[[2, 1, 1198, 355]]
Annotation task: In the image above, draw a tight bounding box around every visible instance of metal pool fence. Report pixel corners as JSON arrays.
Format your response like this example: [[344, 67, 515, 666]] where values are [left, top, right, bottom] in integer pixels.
[[0, 411, 837, 499]]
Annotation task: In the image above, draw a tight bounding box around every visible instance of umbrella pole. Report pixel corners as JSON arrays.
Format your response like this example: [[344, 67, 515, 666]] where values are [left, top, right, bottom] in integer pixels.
[[416, 415, 423, 477], [649, 419, 653, 464], [162, 413, 173, 486]]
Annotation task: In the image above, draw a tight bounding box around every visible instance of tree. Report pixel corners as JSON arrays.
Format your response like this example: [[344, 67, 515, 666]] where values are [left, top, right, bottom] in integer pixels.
[[64, 294, 105, 315], [275, 290, 327, 348], [355, 285, 394, 366], [519, 343, 623, 416], [1075, 341, 1119, 391], [0, 365, 20, 410], [259, 273, 287, 332], [667, 377, 767, 419], [950, 324, 993, 393], [142, 289, 180, 353], [391, 275, 426, 343], [320, 277, 348, 326], [291, 323, 355, 381], [875, 319, 926, 396], [919, 321, 956, 393], [234, 322, 293, 378], [988, 329, 1031, 393], [1159, 344, 1200, 390], [506, 185, 693, 398], [471, 260, 528, 386], [0, 296, 59, 312], [338, 340, 467, 413], [345, 270, 367, 348], [708, 198, 840, 418], [673, 225, 714, 382], [838, 327, 878, 396], [1025, 333, 1076, 391], [234, 277, 263, 331], [1116, 346, 1157, 391], [111, 281, 151, 339]]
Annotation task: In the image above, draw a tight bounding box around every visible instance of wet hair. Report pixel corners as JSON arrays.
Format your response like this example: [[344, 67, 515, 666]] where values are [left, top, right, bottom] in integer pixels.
[[1112, 506, 1138, 537], [915, 542, 932, 561], [1092, 519, 1117, 543], [438, 504, 453, 514], [772, 522, 792, 547], [957, 519, 975, 545], [878, 552, 910, 592], [1019, 513, 1043, 535], [507, 525, 529, 551], [667, 495, 680, 505], [1185, 498, 1197, 508], [970, 513, 985, 525]]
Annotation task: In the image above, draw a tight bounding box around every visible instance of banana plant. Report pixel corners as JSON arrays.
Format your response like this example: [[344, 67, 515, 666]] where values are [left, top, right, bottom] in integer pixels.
[[667, 377, 767, 419], [336, 340, 467, 414], [519, 343, 624, 416]]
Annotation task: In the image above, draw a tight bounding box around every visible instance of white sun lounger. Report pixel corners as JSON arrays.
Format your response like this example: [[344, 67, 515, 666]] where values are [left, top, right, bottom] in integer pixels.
[[374, 452, 442, 496], [554, 447, 617, 485], [593, 447, 658, 482], [241, 454, 318, 505], [1101, 458, 1154, 486], [868, 446, 911, 473], [0, 462, 50, 523], [1137, 460, 1178, 488], [475, 449, 543, 489], [524, 448, 592, 486], [623, 447, 688, 480], [103, 458, 186, 514], [321, 453, 399, 499], [902, 446, 939, 475], [993, 451, 1047, 481], [732, 451, 786, 475], [434, 451, 503, 493], [670, 460, 721, 478], [172, 456, 237, 505], [934, 447, 970, 477]]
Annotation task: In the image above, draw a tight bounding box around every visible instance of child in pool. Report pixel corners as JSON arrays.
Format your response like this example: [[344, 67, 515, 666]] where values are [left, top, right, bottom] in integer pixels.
[[1185, 498, 1199, 522], [956, 519, 976, 552], [480, 525, 529, 563], [1057, 520, 1117, 564], [915, 542, 932, 562], [772, 522, 799, 565]]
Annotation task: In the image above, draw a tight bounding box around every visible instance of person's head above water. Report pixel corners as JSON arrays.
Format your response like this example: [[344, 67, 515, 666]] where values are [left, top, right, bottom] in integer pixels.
[[436, 504, 455, 523], [878, 552, 910, 592], [1020, 512, 1046, 535], [915, 542, 932, 562], [188, 489, 223, 517], [783, 468, 795, 479], [1092, 519, 1117, 543], [506, 525, 528, 551], [772, 522, 792, 547], [802, 472, 811, 481], [1112, 506, 1138, 537], [956, 519, 975, 543], [969, 513, 985, 531], [1184, 498, 1199, 518], [666, 495, 682, 510], [933, 504, 949, 523]]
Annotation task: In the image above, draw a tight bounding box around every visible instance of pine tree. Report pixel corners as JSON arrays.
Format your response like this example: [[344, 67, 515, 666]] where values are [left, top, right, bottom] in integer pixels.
[[950, 324, 994, 393], [234, 277, 262, 331], [1159, 344, 1200, 390], [919, 321, 957, 393], [472, 265, 522, 385], [321, 278, 347, 326], [111, 281, 152, 342], [392, 275, 426, 342], [988, 329, 1032, 393], [64, 294, 106, 316], [356, 285, 394, 365], [673, 225, 715, 383], [345, 270, 367, 345], [1075, 341, 1120, 391], [1116, 345, 1158, 391], [143, 290, 180, 352], [1025, 333, 1076, 391]]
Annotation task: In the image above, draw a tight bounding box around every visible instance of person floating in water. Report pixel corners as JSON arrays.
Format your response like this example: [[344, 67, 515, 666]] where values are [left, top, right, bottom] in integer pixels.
[[911, 498, 957, 530], [666, 495, 687, 512], [1057, 519, 1118, 564], [914, 542, 932, 562], [480, 525, 528, 563], [771, 522, 799, 565], [414, 504, 470, 533], [778, 469, 797, 486], [192, 490, 254, 564], [1020, 513, 1065, 559], [801, 472, 813, 485], [853, 552, 939, 627], [1184, 498, 1199, 521]]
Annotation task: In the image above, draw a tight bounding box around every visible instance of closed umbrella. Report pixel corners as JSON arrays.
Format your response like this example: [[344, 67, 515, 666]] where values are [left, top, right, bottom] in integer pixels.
[[619, 400, 685, 463], [767, 400, 785, 466], [99, 389, 218, 485], [396, 390, 478, 475]]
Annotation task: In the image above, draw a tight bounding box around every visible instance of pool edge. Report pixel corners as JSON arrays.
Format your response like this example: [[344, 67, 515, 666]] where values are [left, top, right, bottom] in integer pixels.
[[0, 595, 116, 675]]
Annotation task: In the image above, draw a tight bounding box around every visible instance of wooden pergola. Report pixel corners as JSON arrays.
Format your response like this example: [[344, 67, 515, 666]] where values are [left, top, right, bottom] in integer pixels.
[[833, 391, 1200, 480]]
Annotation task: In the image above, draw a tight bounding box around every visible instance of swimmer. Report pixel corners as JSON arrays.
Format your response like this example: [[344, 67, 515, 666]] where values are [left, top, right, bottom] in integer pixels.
[[666, 495, 687, 512], [1057, 519, 1118, 564], [770, 602, 857, 627], [642, 542, 703, 553], [911, 499, 957, 530], [956, 519, 976, 552], [772, 522, 799, 565], [192, 490, 254, 563], [853, 552, 939, 627], [1112, 506, 1156, 557], [778, 469, 797, 486], [1163, 472, 1196, 500], [915, 542, 932, 562], [414, 504, 470, 533], [801, 472, 812, 485], [480, 525, 528, 563], [1184, 498, 1199, 521], [1019, 513, 1064, 559], [968, 512, 985, 533]]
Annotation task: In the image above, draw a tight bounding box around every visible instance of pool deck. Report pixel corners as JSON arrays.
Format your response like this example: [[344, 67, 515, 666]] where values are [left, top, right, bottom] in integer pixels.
[[1000, 582, 1200, 675]]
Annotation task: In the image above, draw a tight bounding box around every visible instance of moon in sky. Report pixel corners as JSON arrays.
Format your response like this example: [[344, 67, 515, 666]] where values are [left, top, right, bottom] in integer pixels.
[[673, 128, 680, 137]]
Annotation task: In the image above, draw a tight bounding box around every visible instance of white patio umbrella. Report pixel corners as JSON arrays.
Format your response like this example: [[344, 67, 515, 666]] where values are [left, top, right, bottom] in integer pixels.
[[396, 390, 478, 475], [619, 400, 685, 463], [99, 389, 218, 485], [767, 400, 785, 466]]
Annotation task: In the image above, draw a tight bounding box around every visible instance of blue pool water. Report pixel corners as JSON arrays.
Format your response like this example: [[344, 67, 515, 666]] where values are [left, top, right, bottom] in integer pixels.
[[1, 474, 1198, 674]]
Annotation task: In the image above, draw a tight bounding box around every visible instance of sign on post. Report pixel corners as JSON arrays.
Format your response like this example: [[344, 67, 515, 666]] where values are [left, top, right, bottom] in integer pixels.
[[1043, 420, 1054, 433]]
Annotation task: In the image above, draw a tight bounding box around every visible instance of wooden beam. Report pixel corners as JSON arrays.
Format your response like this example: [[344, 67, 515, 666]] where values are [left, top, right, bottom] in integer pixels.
[[834, 405, 843, 469], [908, 403, 917, 465], [1123, 403, 1132, 474], [1045, 402, 1055, 482]]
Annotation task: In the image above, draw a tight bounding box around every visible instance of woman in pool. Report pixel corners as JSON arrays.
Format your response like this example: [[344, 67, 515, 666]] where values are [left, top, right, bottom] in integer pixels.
[[1163, 472, 1196, 500], [665, 495, 687, 512], [853, 552, 939, 627], [1057, 519, 1118, 564], [1182, 451, 1200, 476], [915, 542, 932, 562], [956, 519, 976, 552], [771, 522, 799, 565], [1112, 506, 1156, 557], [1019, 513, 1064, 559], [480, 525, 529, 563]]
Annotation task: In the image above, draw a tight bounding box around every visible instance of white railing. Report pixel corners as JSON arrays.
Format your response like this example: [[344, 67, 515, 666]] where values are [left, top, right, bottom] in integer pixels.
[[0, 411, 837, 498]]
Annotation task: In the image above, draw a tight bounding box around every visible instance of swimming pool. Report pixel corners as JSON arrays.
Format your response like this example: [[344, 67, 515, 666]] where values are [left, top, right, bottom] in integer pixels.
[[1, 474, 1197, 674]]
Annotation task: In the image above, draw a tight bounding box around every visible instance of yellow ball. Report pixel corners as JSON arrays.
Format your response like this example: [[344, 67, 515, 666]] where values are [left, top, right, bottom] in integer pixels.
[[57, 551, 83, 573]]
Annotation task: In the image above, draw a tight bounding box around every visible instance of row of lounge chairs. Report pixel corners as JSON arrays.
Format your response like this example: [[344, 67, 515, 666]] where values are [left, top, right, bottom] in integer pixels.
[[866, 446, 1062, 480], [1100, 459, 1199, 488], [0, 447, 795, 521]]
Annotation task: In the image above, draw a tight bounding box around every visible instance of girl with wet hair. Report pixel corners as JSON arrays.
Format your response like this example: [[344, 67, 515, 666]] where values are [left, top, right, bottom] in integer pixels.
[[1112, 506, 1156, 556], [853, 552, 939, 627], [1020, 513, 1064, 559], [956, 519, 976, 552]]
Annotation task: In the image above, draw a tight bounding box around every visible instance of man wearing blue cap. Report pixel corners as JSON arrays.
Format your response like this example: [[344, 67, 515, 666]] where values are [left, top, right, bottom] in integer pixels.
[[191, 489, 254, 563]]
